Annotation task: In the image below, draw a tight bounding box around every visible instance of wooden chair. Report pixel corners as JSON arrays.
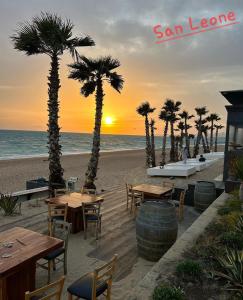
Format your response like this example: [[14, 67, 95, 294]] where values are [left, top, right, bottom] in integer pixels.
[[54, 188, 67, 197], [25, 276, 65, 300], [131, 191, 144, 217], [82, 202, 102, 240], [162, 181, 175, 200], [38, 220, 71, 283], [81, 187, 97, 195], [125, 184, 142, 211], [174, 190, 186, 222], [67, 254, 118, 300], [48, 203, 68, 236]]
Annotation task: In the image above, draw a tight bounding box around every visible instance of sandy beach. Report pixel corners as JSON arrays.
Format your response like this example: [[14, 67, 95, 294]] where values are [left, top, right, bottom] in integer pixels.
[[0, 147, 224, 193]]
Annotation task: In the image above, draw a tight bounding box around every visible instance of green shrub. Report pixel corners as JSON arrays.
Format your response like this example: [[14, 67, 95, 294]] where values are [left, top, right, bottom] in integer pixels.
[[153, 284, 185, 300], [215, 248, 243, 292], [176, 259, 203, 280], [220, 231, 243, 250], [0, 194, 19, 216], [218, 206, 232, 216], [235, 216, 243, 233]]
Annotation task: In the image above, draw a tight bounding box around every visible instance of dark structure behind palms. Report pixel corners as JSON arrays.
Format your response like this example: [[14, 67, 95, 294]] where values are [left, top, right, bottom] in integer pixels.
[[193, 107, 208, 157], [137, 102, 155, 167], [69, 56, 123, 189], [207, 113, 220, 152], [150, 119, 156, 167], [12, 13, 95, 189]]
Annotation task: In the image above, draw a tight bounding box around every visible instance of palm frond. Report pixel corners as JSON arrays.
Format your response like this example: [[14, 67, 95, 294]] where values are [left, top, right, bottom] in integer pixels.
[[11, 22, 42, 55], [66, 36, 95, 61], [80, 81, 96, 97], [108, 72, 124, 93], [68, 62, 90, 81]]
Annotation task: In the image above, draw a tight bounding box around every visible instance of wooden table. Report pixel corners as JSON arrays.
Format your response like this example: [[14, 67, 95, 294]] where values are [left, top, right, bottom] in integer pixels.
[[0, 227, 63, 300], [48, 193, 104, 233], [132, 184, 172, 199]]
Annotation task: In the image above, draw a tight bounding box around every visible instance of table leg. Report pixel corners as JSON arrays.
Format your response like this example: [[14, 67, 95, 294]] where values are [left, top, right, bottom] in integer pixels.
[[0, 278, 7, 300]]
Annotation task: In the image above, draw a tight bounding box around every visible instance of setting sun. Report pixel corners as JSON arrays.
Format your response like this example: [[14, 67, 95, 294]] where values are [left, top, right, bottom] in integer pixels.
[[105, 116, 113, 125]]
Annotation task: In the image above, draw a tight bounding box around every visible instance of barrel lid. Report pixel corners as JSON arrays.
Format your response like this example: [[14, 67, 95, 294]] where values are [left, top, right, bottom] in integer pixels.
[[142, 200, 174, 208]]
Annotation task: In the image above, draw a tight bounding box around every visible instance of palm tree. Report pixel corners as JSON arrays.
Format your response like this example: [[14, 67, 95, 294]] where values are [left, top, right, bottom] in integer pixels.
[[177, 121, 185, 152], [11, 13, 95, 190], [201, 123, 210, 153], [159, 109, 171, 166], [207, 113, 220, 152], [179, 110, 194, 157], [149, 119, 156, 167], [163, 99, 181, 162], [214, 124, 224, 152], [69, 56, 123, 189], [193, 106, 208, 157], [137, 102, 156, 167]]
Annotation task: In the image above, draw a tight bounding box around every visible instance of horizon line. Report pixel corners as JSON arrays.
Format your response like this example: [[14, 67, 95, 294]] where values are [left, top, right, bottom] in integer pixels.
[[155, 21, 240, 44]]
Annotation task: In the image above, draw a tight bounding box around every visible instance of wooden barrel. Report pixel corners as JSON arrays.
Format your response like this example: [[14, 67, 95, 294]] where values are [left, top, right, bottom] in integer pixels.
[[136, 201, 178, 261], [194, 181, 216, 212]]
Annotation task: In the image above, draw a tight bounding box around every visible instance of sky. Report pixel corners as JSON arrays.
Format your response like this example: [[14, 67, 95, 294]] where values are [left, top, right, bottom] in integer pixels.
[[0, 0, 243, 135]]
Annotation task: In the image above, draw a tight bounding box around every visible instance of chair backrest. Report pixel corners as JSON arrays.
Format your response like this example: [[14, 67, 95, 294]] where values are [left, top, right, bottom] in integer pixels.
[[48, 203, 68, 221], [125, 183, 133, 194], [25, 276, 65, 300], [52, 220, 71, 252], [81, 187, 97, 195], [92, 254, 118, 300], [133, 190, 144, 203], [179, 190, 186, 207], [54, 188, 67, 197], [82, 202, 101, 218]]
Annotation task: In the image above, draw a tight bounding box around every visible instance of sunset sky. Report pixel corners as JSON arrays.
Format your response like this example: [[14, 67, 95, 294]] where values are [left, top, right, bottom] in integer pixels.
[[0, 0, 243, 135]]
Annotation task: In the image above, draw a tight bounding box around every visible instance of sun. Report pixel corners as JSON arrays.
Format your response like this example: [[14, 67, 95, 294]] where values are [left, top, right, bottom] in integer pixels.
[[105, 116, 113, 125]]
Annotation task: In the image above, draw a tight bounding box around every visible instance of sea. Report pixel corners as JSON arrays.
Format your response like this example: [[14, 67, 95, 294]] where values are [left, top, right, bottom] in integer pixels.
[[0, 130, 226, 161]]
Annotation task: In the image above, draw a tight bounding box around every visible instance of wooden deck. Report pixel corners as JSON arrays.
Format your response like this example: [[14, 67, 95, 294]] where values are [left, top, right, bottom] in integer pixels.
[[0, 185, 200, 299]]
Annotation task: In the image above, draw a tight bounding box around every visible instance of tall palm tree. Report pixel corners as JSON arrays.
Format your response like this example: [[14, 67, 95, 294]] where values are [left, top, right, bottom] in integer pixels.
[[201, 123, 210, 153], [179, 110, 194, 157], [214, 124, 224, 152], [159, 109, 171, 166], [11, 12, 95, 189], [69, 56, 123, 189], [207, 113, 221, 152], [177, 121, 185, 152], [163, 99, 181, 162], [193, 106, 208, 157], [137, 102, 156, 167], [149, 119, 156, 167]]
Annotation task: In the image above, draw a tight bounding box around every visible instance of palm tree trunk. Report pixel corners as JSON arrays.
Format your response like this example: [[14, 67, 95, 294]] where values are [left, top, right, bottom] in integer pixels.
[[145, 116, 152, 167], [48, 53, 65, 190], [185, 120, 191, 158], [204, 132, 210, 152], [150, 125, 156, 167], [170, 122, 176, 162], [84, 78, 104, 189], [161, 121, 168, 165], [193, 118, 201, 157], [214, 128, 219, 152], [201, 134, 207, 153], [209, 121, 214, 151]]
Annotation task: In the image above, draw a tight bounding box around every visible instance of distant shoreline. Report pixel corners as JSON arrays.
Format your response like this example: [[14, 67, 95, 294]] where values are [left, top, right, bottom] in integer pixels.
[[0, 144, 226, 161]]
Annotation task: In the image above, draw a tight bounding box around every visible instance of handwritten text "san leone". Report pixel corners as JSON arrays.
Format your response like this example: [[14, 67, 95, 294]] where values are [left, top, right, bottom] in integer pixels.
[[153, 11, 238, 43]]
